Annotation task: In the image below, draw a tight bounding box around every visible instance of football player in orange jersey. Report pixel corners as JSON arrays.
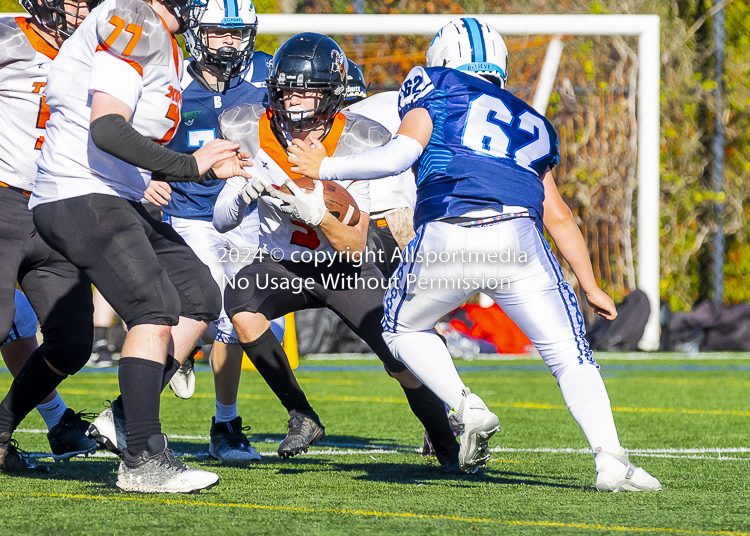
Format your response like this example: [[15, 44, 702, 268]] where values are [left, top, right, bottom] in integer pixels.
[[0, 0, 249, 492], [213, 33, 462, 472], [0, 0, 102, 472]]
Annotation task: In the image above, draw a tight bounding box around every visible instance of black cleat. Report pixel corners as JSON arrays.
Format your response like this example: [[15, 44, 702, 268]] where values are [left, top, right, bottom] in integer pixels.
[[0, 433, 48, 473], [277, 411, 325, 459], [47, 408, 98, 461]]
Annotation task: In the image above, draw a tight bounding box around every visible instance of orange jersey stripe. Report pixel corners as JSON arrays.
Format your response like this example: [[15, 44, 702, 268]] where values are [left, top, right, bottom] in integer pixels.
[[156, 14, 182, 78], [259, 110, 347, 180], [16, 17, 58, 61]]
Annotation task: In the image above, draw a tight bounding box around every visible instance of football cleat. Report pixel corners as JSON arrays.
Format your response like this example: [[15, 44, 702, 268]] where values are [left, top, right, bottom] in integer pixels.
[[209, 416, 261, 463], [169, 350, 196, 399], [87, 339, 118, 368], [277, 410, 325, 459], [0, 433, 48, 473], [87, 399, 127, 455], [116, 434, 219, 494], [594, 447, 662, 492], [450, 388, 500, 472], [47, 408, 97, 461]]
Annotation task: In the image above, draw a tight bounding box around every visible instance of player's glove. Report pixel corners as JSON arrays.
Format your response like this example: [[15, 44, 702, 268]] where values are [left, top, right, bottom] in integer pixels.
[[274, 179, 327, 227], [238, 177, 274, 204]]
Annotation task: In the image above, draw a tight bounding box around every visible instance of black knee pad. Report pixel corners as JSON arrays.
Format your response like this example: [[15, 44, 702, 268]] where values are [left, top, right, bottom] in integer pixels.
[[43, 336, 93, 376], [175, 264, 221, 323]]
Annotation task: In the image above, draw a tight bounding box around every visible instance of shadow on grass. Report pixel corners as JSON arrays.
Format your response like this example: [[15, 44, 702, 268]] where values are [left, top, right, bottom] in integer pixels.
[[247, 434, 419, 452]]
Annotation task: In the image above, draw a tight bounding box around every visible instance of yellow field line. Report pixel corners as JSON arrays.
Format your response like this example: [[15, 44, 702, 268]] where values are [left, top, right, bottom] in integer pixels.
[[0, 492, 744, 535], [5, 387, 743, 417]]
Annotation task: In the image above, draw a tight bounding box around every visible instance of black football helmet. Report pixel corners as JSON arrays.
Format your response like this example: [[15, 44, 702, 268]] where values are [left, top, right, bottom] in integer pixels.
[[266, 33, 348, 134], [161, 0, 192, 34], [20, 0, 101, 39], [344, 59, 368, 106]]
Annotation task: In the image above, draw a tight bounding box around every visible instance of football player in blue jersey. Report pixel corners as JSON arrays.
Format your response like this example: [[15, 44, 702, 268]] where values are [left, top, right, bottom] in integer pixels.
[[141, 0, 283, 463], [287, 18, 661, 491]]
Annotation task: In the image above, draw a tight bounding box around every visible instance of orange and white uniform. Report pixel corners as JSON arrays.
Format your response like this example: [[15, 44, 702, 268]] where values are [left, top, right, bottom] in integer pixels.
[[0, 16, 58, 191], [32, 0, 184, 207], [214, 103, 390, 260]]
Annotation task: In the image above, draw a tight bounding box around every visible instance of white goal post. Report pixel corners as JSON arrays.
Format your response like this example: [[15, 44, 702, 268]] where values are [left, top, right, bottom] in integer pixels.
[[0, 12, 660, 350], [256, 14, 661, 350]]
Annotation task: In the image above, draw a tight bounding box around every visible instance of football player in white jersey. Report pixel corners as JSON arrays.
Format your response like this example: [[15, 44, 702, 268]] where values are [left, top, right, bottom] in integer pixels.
[[0, 0, 250, 493], [141, 0, 283, 463], [213, 33, 462, 471], [0, 0, 102, 472], [289, 18, 661, 490]]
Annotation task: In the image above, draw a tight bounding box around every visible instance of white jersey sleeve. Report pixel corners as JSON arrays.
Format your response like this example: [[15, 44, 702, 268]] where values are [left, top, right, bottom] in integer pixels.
[[32, 0, 184, 207], [0, 17, 56, 190], [90, 0, 173, 110]]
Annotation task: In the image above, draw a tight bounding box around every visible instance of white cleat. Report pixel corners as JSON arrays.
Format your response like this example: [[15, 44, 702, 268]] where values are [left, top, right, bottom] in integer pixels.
[[594, 447, 662, 492], [450, 388, 500, 472], [116, 434, 219, 494], [169, 351, 196, 399], [87, 401, 127, 455]]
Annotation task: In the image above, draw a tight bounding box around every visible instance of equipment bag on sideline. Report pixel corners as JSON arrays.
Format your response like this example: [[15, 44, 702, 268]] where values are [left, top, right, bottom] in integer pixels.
[[586, 289, 650, 352]]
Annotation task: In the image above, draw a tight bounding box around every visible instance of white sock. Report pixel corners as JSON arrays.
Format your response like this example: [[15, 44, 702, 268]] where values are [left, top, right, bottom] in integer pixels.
[[36, 393, 67, 430], [557, 364, 621, 453], [215, 400, 238, 423], [383, 331, 466, 410]]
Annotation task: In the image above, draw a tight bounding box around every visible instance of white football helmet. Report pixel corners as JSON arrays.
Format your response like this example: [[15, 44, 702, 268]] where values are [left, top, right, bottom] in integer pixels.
[[426, 18, 509, 88], [185, 0, 258, 83]]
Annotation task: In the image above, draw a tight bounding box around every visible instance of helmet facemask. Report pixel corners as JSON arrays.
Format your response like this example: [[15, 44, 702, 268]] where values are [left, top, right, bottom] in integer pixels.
[[160, 0, 192, 34], [185, 0, 258, 86], [191, 26, 257, 87], [20, 0, 100, 40], [268, 80, 344, 134]]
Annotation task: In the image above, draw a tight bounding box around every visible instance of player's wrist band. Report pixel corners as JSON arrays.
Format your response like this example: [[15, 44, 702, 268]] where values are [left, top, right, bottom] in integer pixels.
[[90, 114, 201, 181]]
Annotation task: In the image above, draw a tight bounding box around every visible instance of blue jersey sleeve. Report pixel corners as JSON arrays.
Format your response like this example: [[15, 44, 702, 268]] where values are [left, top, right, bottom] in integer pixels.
[[397, 66, 438, 123]]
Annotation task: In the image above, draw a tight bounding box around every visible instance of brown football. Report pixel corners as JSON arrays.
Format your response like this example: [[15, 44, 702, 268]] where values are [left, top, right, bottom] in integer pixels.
[[280, 177, 361, 226]]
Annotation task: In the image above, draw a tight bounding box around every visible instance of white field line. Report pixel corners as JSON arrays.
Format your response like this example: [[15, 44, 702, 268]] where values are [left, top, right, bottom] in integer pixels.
[[16, 428, 750, 461], [304, 352, 750, 361]]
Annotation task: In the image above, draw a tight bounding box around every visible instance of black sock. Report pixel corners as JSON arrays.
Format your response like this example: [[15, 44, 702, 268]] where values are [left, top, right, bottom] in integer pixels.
[[93, 326, 108, 343], [240, 329, 314, 415], [402, 384, 459, 464], [0, 346, 66, 435], [118, 357, 163, 457], [160, 354, 180, 391], [109, 354, 177, 422]]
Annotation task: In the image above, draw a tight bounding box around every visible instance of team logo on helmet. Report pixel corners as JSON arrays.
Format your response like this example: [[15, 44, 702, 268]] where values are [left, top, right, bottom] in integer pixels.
[[330, 49, 344, 74]]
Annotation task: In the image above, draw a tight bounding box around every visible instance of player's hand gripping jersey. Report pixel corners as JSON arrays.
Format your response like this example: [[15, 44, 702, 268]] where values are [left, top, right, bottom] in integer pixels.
[[162, 53, 271, 221], [214, 104, 389, 259], [32, 0, 184, 207], [0, 17, 59, 191], [398, 66, 559, 229]]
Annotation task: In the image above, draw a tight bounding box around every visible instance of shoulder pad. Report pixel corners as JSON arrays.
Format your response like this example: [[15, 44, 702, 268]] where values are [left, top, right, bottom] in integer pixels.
[[218, 103, 265, 157], [96, 0, 172, 66], [244, 51, 272, 84], [0, 18, 35, 67], [398, 66, 435, 112], [335, 112, 392, 157]]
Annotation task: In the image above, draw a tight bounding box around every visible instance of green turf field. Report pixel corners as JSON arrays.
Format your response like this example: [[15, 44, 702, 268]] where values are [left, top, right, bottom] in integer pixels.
[[1, 354, 748, 535]]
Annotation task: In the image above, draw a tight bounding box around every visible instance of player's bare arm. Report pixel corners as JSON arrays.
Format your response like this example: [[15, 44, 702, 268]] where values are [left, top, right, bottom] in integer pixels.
[[541, 171, 617, 320], [318, 208, 369, 254], [288, 108, 432, 179]]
